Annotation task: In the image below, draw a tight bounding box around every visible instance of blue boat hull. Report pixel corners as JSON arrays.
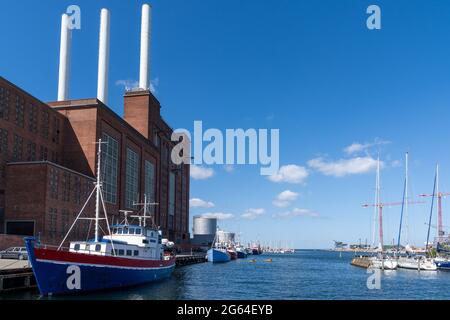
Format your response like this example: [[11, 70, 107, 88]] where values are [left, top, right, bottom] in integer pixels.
[[435, 260, 450, 270], [25, 238, 175, 296], [236, 251, 247, 259], [207, 249, 230, 263]]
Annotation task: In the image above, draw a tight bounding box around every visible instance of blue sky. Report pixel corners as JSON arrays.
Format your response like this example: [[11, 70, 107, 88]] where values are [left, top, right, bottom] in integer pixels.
[[2, 0, 450, 248]]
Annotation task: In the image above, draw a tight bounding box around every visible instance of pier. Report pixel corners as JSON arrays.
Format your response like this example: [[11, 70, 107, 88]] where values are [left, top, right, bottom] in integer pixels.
[[0, 259, 36, 292], [175, 253, 207, 267], [350, 256, 372, 268]]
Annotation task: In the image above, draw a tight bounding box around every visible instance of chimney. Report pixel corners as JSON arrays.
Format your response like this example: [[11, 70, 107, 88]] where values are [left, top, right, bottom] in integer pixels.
[[57, 14, 71, 101], [139, 4, 151, 90], [124, 4, 160, 139], [97, 8, 111, 105]]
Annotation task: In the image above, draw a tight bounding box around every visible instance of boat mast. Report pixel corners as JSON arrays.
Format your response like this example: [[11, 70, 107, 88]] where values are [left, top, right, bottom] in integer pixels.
[[94, 139, 103, 243], [372, 156, 380, 249], [425, 165, 438, 257], [437, 164, 443, 237], [397, 153, 408, 251], [377, 157, 383, 251]]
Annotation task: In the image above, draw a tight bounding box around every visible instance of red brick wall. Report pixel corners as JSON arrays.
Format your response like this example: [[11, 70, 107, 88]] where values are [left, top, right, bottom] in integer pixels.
[[0, 234, 26, 250]]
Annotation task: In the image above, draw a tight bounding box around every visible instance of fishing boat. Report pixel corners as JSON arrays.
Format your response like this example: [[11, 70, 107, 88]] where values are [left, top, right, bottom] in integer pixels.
[[25, 140, 176, 296], [227, 248, 238, 260], [206, 247, 231, 263], [206, 229, 231, 263], [235, 245, 248, 259]]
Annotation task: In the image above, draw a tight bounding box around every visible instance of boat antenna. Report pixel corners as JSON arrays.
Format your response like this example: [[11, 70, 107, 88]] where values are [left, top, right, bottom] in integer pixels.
[[425, 164, 438, 258]]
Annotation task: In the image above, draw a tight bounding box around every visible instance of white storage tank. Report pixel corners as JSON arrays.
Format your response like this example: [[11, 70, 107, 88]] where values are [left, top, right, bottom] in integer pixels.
[[193, 216, 217, 236]]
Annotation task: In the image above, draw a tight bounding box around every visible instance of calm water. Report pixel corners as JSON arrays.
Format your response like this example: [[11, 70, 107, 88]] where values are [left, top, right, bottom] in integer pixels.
[[3, 250, 450, 300]]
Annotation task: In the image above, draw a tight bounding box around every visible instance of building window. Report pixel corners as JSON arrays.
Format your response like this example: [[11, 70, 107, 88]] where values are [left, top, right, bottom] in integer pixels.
[[15, 96, 25, 128], [40, 145, 48, 161], [61, 209, 70, 236], [28, 103, 38, 133], [49, 168, 59, 200], [0, 128, 8, 155], [51, 150, 59, 163], [53, 117, 60, 144], [168, 172, 176, 230], [153, 130, 160, 148], [41, 111, 49, 139], [12, 134, 23, 161], [73, 176, 81, 205], [125, 148, 139, 209], [0, 87, 10, 120], [144, 160, 156, 215], [101, 133, 119, 204], [62, 172, 71, 202], [26, 141, 36, 161], [47, 208, 57, 239]]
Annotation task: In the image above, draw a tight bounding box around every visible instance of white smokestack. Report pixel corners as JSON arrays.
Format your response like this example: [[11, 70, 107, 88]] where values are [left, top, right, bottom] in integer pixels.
[[139, 4, 152, 90], [58, 14, 71, 101], [97, 8, 111, 104]]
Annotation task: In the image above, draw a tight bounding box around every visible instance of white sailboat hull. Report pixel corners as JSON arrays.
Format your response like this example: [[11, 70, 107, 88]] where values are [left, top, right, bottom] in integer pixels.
[[397, 257, 437, 271], [370, 257, 398, 270]]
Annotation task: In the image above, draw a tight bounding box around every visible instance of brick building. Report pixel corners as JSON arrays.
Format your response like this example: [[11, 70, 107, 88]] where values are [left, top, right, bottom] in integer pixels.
[[0, 76, 190, 247]]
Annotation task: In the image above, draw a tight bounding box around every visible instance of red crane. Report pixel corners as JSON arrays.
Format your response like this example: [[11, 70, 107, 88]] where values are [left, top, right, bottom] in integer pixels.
[[419, 165, 449, 237], [362, 201, 424, 249]]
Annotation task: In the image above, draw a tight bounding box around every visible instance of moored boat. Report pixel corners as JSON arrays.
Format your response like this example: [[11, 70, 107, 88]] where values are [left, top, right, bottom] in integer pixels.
[[206, 248, 231, 263], [397, 256, 437, 271], [227, 248, 237, 260], [236, 246, 248, 259], [25, 140, 176, 296], [370, 256, 398, 270]]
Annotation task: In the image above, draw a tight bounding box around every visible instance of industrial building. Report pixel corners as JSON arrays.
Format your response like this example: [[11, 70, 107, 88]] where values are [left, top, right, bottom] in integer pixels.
[[0, 4, 190, 249]]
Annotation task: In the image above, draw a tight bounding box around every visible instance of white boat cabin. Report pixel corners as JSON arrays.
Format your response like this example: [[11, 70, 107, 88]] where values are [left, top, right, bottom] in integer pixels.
[[69, 224, 167, 260]]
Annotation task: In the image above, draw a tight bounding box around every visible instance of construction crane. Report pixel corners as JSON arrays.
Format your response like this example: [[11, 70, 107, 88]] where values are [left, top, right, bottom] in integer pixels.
[[420, 165, 450, 237], [362, 201, 424, 250]]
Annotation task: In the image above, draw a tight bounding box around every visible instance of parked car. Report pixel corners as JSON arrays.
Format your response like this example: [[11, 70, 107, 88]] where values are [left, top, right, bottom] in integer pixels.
[[0, 247, 28, 260]]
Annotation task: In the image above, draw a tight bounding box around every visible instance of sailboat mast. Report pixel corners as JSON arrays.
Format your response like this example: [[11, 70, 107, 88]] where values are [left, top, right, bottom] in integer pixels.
[[437, 164, 443, 237], [372, 157, 380, 248], [405, 152, 409, 245], [94, 139, 103, 243]]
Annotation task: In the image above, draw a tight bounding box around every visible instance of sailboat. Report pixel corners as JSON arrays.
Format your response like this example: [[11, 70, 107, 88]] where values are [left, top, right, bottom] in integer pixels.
[[397, 154, 437, 271], [368, 157, 398, 270], [25, 139, 176, 296]]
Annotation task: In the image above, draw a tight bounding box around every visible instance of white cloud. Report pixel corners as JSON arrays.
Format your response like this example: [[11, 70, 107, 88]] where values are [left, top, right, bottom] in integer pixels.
[[272, 190, 299, 208], [343, 139, 390, 155], [308, 156, 380, 177], [115, 79, 138, 89], [190, 165, 214, 180], [200, 212, 234, 220], [189, 198, 215, 208], [115, 78, 159, 94], [273, 208, 319, 219], [391, 160, 402, 168], [223, 165, 234, 173], [241, 208, 265, 220], [268, 165, 309, 184]]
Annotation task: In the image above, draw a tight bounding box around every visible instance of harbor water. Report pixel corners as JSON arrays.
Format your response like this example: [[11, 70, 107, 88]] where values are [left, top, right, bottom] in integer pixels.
[[3, 250, 450, 300]]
